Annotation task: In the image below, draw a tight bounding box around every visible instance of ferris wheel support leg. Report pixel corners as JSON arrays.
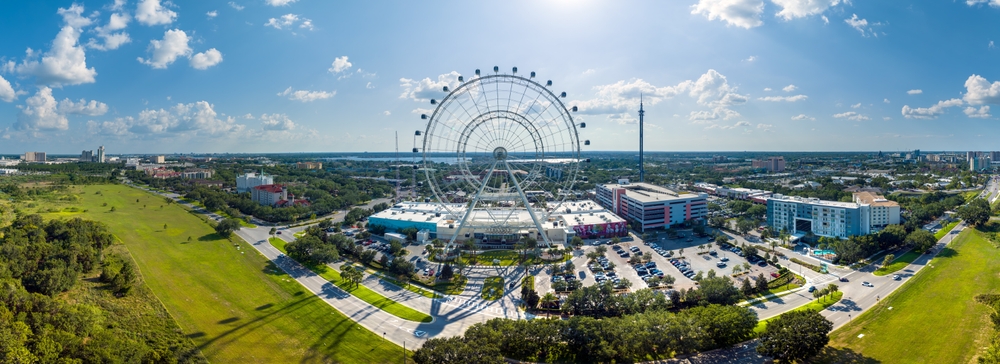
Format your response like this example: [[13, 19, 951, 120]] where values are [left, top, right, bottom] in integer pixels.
[[503, 161, 554, 249], [445, 160, 500, 257]]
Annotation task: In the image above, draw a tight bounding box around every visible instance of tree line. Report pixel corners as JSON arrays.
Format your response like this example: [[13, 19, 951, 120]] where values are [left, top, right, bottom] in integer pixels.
[[415, 305, 758, 363], [0, 214, 204, 362]]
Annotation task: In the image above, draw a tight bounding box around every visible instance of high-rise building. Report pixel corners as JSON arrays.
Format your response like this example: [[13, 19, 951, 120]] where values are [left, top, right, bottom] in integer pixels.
[[80, 150, 94, 162], [153, 155, 166, 163], [97, 146, 105, 163], [990, 151, 1000, 161], [971, 156, 990, 171], [766, 193, 900, 239], [237, 172, 274, 193], [752, 156, 785, 172], [22, 152, 46, 162], [595, 180, 708, 231]]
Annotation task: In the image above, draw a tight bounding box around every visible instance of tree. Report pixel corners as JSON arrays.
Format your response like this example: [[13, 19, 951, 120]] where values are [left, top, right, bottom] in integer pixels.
[[523, 289, 540, 309], [756, 273, 768, 293], [269, 227, 277, 236], [286, 235, 339, 266], [882, 254, 895, 267], [540, 292, 559, 310], [571, 236, 584, 248], [414, 336, 504, 364], [390, 241, 404, 256], [736, 218, 755, 236], [696, 276, 742, 305], [692, 223, 706, 236], [360, 250, 377, 265], [318, 219, 333, 229], [215, 218, 242, 238], [610, 236, 621, 245], [906, 229, 937, 253], [715, 234, 730, 246], [732, 265, 742, 275], [440, 264, 455, 280], [756, 310, 833, 362], [741, 278, 754, 296], [958, 198, 991, 226]]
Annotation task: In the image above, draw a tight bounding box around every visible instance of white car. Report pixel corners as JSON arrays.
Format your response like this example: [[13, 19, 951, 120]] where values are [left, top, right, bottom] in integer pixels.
[[862, 281, 874, 287]]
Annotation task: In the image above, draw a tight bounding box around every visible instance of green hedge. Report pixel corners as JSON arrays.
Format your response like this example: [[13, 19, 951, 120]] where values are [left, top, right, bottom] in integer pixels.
[[790, 257, 822, 273]]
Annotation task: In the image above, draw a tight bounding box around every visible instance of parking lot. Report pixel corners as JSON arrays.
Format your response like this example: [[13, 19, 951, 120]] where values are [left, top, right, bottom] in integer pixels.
[[534, 229, 780, 295]]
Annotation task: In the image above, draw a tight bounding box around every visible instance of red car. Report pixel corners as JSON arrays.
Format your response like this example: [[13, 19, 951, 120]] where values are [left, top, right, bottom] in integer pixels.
[[770, 272, 780, 278]]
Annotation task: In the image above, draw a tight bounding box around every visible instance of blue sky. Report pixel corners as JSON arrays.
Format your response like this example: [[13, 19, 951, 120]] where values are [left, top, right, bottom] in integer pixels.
[[1, 0, 999, 154]]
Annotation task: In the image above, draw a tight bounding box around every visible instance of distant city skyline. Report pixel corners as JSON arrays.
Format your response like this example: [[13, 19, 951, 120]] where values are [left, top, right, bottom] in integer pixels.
[[1, 0, 999, 154]]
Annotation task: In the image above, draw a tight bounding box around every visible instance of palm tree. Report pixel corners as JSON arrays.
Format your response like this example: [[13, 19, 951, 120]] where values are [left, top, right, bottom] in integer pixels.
[[743, 262, 751, 272], [733, 265, 742, 275], [541, 292, 558, 315]]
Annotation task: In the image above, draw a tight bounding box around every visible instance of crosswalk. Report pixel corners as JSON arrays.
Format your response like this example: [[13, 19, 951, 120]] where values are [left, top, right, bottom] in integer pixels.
[[433, 296, 512, 316]]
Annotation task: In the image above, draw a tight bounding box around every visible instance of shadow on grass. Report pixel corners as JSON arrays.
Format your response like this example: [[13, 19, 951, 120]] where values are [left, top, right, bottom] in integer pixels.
[[255, 303, 274, 311], [813, 346, 882, 364], [937, 246, 958, 259], [217, 317, 240, 324], [198, 233, 223, 242]]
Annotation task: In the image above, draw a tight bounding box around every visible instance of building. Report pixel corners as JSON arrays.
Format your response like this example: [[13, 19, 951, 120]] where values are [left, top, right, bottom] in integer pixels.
[[252, 184, 288, 206], [153, 155, 166, 164], [971, 156, 990, 171], [595, 180, 708, 231], [237, 172, 274, 193], [752, 156, 785, 172], [766, 192, 902, 239], [0, 157, 20, 167], [852, 192, 901, 229], [151, 169, 181, 179], [181, 168, 214, 179], [22, 152, 46, 162], [80, 150, 94, 162], [367, 199, 627, 247], [296, 161, 323, 170], [125, 158, 140, 167], [97, 146, 105, 163]]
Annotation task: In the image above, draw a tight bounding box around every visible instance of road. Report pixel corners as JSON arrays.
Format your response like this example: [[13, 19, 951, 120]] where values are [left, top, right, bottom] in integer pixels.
[[129, 181, 972, 360]]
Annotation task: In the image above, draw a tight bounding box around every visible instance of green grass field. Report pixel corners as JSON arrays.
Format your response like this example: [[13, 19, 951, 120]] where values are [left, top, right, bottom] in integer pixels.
[[935, 221, 960, 240], [754, 291, 843, 334], [268, 238, 433, 322], [30, 185, 404, 363], [873, 250, 921, 276], [824, 228, 1000, 363], [482, 276, 504, 300]]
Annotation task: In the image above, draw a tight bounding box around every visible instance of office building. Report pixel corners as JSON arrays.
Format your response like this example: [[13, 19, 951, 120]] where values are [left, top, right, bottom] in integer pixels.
[[295, 161, 323, 170], [153, 155, 166, 164], [767, 192, 902, 239], [22, 152, 46, 162], [97, 146, 105, 163], [181, 169, 215, 179], [852, 192, 901, 229], [972, 157, 990, 171], [752, 156, 785, 172], [252, 184, 288, 206], [80, 150, 94, 162], [237, 172, 274, 193], [368, 200, 627, 247], [595, 180, 708, 231]]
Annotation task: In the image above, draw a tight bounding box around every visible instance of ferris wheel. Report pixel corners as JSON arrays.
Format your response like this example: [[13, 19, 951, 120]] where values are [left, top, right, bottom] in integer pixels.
[[413, 66, 587, 252]]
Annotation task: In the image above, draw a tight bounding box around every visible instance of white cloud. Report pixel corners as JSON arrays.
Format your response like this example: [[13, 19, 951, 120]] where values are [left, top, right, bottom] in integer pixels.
[[383, 110, 391, 116], [964, 106, 992, 118], [900, 98, 963, 119], [138, 29, 191, 69], [844, 14, 873, 37], [851, 102, 861, 108], [366, 82, 375, 89], [782, 84, 797, 92], [758, 95, 808, 102], [260, 113, 296, 130], [772, 0, 842, 20], [763, 87, 772, 91], [966, 0, 1000, 7], [833, 111, 870, 121], [821, 15, 829, 24], [16, 26, 97, 87], [135, 0, 177, 26], [14, 87, 107, 131], [277, 87, 335, 102], [883, 98, 890, 103], [756, 123, 773, 131], [691, 0, 765, 29], [207, 10, 218, 18], [57, 4, 93, 28], [190, 48, 223, 70], [58, 98, 109, 116], [707, 120, 751, 130], [90, 101, 243, 136], [583, 69, 596, 75], [791, 114, 815, 121], [265, 13, 312, 31], [990, 40, 996, 49], [0, 75, 16, 102], [399, 71, 462, 101], [111, 0, 127, 11], [329, 56, 352, 73], [907, 89, 922, 95], [963, 74, 1000, 105], [883, 116, 891, 121], [744, 55, 756, 62], [571, 70, 748, 122], [266, 0, 298, 6], [228, 1, 244, 10], [242, 113, 254, 119], [88, 12, 132, 51]]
